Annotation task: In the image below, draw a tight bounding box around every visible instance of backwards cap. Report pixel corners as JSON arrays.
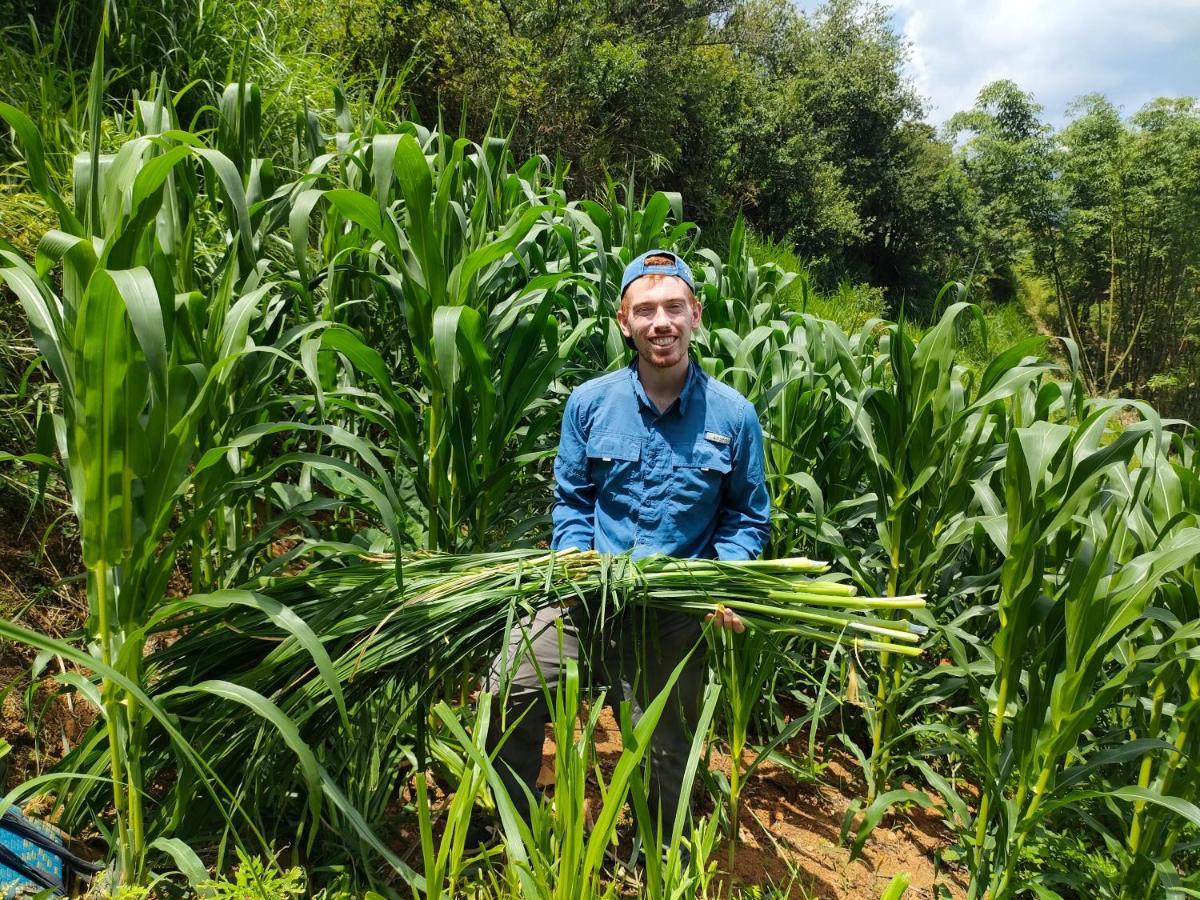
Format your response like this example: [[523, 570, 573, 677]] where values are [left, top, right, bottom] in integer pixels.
[[619, 250, 695, 298]]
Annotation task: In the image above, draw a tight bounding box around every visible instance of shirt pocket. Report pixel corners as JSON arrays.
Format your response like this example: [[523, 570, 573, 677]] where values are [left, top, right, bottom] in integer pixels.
[[672, 441, 732, 509], [586, 431, 642, 494]]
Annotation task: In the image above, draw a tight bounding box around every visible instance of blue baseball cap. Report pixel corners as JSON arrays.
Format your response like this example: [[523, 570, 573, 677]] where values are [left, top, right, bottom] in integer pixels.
[[619, 250, 695, 298]]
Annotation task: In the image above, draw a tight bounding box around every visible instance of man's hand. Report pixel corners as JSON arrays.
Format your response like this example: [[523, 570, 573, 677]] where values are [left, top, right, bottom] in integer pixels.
[[705, 603, 746, 633]]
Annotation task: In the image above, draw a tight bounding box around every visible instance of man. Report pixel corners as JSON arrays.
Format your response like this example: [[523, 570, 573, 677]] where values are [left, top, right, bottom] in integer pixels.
[[481, 249, 771, 850]]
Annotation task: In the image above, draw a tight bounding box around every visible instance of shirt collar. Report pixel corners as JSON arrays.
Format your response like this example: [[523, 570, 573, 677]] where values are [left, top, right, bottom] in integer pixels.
[[628, 357, 703, 416]]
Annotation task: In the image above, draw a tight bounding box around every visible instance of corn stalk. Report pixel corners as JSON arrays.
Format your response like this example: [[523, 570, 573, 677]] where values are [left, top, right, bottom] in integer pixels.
[[860, 406, 1200, 898]]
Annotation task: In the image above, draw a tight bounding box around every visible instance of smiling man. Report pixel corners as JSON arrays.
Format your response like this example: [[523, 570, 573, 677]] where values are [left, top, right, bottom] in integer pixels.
[[481, 249, 771, 855]]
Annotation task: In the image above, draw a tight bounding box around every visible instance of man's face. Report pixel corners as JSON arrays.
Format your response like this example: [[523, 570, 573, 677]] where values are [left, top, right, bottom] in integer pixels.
[[617, 276, 702, 370]]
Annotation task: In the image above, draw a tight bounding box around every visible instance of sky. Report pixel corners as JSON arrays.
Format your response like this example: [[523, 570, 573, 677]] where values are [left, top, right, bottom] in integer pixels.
[[807, 0, 1200, 128]]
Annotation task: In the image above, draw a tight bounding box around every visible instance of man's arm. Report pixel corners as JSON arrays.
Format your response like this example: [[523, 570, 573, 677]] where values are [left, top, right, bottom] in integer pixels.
[[551, 391, 595, 551], [710, 401, 771, 560]]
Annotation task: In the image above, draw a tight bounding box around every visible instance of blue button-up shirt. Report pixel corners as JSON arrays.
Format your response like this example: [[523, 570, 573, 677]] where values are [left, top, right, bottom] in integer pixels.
[[551, 360, 771, 560]]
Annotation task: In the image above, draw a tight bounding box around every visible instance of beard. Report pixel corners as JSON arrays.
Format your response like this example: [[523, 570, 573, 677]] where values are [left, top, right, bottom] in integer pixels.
[[636, 333, 689, 368]]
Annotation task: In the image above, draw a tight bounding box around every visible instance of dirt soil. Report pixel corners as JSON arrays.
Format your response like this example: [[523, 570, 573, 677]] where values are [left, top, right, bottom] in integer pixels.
[[0, 500, 95, 795], [581, 706, 966, 900]]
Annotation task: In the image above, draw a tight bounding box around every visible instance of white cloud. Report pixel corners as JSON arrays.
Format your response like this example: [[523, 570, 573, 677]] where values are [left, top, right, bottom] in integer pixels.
[[887, 0, 1200, 126]]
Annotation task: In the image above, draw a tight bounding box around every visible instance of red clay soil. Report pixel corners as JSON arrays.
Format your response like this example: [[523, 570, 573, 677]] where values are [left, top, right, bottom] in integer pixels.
[[705, 749, 965, 899], [574, 706, 965, 899]]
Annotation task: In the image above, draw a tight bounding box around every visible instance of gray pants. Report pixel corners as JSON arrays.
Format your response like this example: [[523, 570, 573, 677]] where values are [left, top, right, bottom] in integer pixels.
[[484, 602, 706, 833]]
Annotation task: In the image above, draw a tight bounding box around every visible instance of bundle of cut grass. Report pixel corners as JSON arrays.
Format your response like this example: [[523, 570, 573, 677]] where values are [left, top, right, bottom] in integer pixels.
[[142, 548, 926, 765], [43, 548, 924, 841], [344, 548, 926, 656], [633, 554, 927, 655]]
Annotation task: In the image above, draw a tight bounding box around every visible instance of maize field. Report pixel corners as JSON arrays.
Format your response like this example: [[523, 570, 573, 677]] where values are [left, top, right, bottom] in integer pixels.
[[0, 54, 1198, 900]]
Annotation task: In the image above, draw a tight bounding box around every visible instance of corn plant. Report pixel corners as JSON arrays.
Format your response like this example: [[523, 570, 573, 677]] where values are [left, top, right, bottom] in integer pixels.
[[0, 72, 252, 877], [1116, 424, 1200, 896], [838, 299, 1065, 799], [754, 315, 882, 568], [286, 123, 597, 551], [0, 69, 418, 884], [697, 285, 1069, 802], [706, 624, 818, 872], [856, 406, 1200, 897], [1121, 611, 1200, 898], [694, 216, 796, 338]]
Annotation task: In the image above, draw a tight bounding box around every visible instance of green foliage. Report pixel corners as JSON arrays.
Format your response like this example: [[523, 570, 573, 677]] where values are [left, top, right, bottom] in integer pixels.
[[957, 298, 1040, 374], [109, 887, 152, 900], [197, 849, 306, 899], [1017, 815, 1122, 895], [879, 874, 911, 899], [0, 62, 423, 887], [947, 79, 1057, 301], [3, 0, 1195, 416], [0, 16, 1198, 890], [414, 662, 724, 899], [743, 230, 888, 330], [951, 81, 1200, 418], [275, 0, 984, 304], [0, 0, 347, 194]]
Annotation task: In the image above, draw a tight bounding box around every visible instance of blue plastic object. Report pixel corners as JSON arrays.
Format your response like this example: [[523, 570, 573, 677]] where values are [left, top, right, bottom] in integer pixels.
[[1, 806, 68, 897]]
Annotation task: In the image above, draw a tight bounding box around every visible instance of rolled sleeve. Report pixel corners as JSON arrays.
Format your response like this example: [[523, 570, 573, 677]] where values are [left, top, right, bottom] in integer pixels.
[[551, 391, 595, 551], [711, 402, 771, 560]]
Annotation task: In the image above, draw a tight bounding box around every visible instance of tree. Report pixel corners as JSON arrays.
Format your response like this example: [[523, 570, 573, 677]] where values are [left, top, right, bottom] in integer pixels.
[[946, 80, 1060, 303], [951, 80, 1200, 414], [1092, 98, 1200, 408], [875, 121, 983, 312], [718, 0, 863, 256], [718, 0, 976, 305]]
